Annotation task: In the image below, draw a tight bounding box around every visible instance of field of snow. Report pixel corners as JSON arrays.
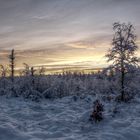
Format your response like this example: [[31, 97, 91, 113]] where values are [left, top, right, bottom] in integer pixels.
[[0, 95, 140, 140]]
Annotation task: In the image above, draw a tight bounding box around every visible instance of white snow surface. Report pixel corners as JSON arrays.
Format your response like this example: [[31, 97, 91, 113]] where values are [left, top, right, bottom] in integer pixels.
[[0, 95, 140, 140]]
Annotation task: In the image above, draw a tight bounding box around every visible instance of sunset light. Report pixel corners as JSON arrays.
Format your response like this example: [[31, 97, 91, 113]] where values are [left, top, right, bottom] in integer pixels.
[[0, 0, 139, 73]]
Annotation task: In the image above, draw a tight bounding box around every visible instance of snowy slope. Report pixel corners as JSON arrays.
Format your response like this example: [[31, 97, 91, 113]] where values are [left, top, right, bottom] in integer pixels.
[[0, 96, 140, 140]]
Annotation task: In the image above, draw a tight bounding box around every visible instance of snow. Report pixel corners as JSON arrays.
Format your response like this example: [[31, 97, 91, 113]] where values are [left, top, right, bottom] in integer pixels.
[[0, 95, 140, 140]]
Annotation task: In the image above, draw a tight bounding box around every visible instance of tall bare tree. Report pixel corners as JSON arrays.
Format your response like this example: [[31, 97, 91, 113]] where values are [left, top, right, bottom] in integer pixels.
[[106, 22, 139, 101], [9, 49, 15, 83]]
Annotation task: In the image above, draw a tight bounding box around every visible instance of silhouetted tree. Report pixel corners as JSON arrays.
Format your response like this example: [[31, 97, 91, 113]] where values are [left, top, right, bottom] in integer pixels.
[[22, 63, 30, 76], [0, 65, 8, 78], [38, 66, 46, 76], [31, 66, 36, 86], [106, 22, 139, 101], [9, 49, 15, 83], [0, 65, 8, 90]]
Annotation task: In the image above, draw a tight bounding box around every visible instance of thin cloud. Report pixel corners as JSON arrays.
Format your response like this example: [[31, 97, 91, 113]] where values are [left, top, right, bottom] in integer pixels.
[[0, 0, 140, 69]]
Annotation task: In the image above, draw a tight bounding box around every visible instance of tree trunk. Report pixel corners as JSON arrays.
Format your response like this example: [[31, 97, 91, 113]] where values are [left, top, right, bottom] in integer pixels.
[[31, 67, 35, 87], [11, 60, 14, 83], [9, 49, 15, 83], [121, 68, 125, 101]]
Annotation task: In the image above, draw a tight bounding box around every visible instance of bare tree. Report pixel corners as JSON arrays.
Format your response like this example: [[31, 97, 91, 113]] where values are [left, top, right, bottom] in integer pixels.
[[106, 22, 139, 101], [31, 66, 36, 86], [38, 66, 46, 76], [31, 67, 36, 77], [0, 65, 8, 78], [22, 63, 30, 76], [9, 49, 15, 83]]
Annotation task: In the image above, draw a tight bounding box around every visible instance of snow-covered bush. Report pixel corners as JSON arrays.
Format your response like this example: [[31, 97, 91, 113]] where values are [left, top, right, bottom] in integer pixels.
[[23, 89, 42, 102], [0, 67, 139, 101], [90, 100, 104, 122]]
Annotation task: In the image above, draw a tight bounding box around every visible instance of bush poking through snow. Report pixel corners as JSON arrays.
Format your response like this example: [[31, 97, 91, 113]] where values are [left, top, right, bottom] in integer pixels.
[[89, 100, 104, 122]]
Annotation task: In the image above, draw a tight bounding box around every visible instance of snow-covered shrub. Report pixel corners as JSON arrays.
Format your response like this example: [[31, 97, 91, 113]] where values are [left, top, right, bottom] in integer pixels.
[[0, 66, 139, 101], [0, 88, 8, 96], [43, 78, 69, 98], [0, 78, 10, 90], [23, 89, 42, 102], [90, 100, 104, 122], [43, 87, 58, 99]]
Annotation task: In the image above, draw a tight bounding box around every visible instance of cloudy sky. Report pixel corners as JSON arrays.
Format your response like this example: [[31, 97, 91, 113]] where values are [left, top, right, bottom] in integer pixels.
[[0, 0, 140, 70]]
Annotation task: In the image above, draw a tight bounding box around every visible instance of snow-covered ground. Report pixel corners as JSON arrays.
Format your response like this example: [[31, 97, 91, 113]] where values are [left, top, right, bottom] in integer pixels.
[[0, 95, 140, 140]]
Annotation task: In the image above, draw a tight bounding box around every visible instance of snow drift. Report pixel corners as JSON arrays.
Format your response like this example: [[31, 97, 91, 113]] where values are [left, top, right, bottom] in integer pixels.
[[0, 95, 140, 140]]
